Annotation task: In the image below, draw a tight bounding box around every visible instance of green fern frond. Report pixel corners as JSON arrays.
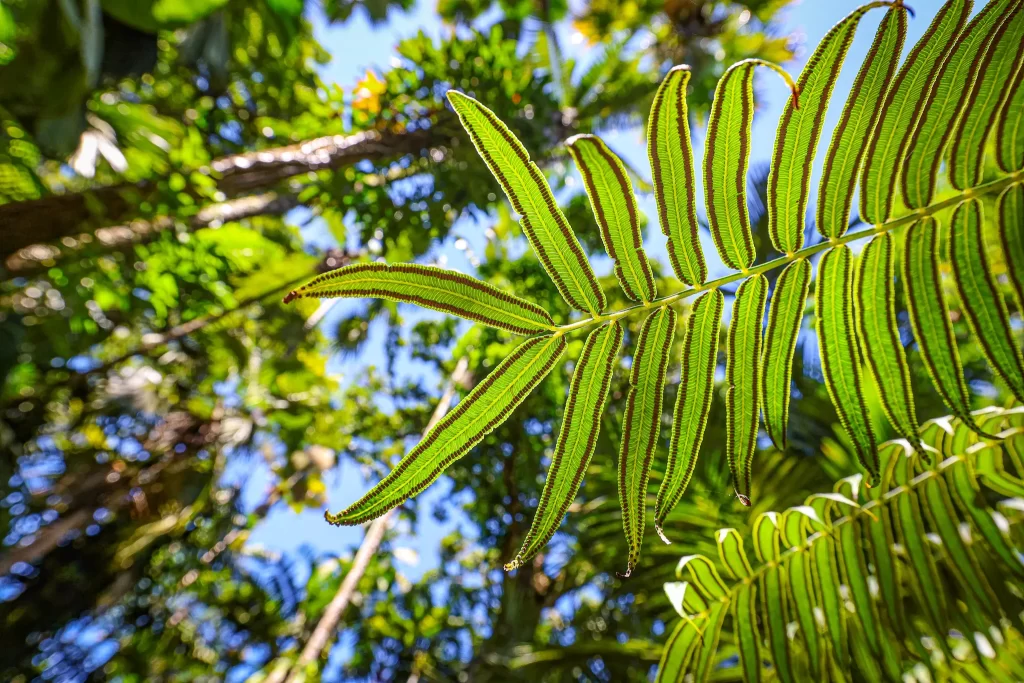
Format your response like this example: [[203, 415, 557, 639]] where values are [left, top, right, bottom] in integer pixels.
[[284, 0, 1024, 586], [659, 407, 1024, 681]]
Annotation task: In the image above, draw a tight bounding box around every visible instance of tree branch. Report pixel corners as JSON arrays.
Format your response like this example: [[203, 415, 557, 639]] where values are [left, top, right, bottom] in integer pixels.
[[266, 357, 471, 683], [0, 126, 438, 262]]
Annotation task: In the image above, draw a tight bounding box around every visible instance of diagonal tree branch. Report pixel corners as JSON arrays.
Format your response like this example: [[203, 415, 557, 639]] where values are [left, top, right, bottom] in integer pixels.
[[0, 126, 439, 262], [265, 357, 471, 683]]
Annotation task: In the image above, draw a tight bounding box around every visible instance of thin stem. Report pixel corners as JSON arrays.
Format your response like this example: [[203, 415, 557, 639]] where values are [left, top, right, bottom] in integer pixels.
[[554, 171, 1024, 335]]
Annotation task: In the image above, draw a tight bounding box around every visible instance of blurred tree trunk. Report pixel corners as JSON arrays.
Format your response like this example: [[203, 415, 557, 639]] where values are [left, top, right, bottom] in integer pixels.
[[0, 126, 438, 264]]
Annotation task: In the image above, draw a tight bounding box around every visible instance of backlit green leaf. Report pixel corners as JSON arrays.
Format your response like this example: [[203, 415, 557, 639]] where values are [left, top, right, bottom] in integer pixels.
[[950, 199, 1024, 403], [506, 323, 622, 570], [648, 65, 706, 286], [447, 90, 605, 315], [727, 274, 767, 505], [817, 246, 879, 483], [859, 0, 971, 224], [717, 527, 753, 580], [656, 290, 724, 541], [997, 184, 1024, 318], [326, 334, 566, 525], [285, 262, 556, 335], [948, 5, 1024, 189], [706, 60, 795, 270], [617, 307, 676, 577], [817, 3, 907, 238], [903, 218, 992, 437], [902, 0, 1014, 209], [997, 56, 1024, 171], [734, 582, 762, 683], [769, 1, 896, 251], [855, 234, 919, 445], [567, 134, 656, 303], [761, 259, 811, 450]]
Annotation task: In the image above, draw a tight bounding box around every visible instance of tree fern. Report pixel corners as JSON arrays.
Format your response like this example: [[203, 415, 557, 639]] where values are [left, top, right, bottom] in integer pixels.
[[286, 0, 1024, 594]]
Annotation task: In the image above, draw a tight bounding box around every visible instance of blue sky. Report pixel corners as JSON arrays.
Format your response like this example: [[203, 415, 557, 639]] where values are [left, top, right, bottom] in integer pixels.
[[247, 0, 952, 600]]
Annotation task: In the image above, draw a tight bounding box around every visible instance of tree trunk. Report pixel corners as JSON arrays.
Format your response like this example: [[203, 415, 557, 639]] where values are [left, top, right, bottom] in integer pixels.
[[4, 192, 298, 277], [0, 126, 439, 261]]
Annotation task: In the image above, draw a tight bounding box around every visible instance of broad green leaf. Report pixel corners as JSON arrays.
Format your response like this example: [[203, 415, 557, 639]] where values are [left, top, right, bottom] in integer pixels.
[[761, 568, 794, 683], [920, 475, 999, 618], [855, 234, 919, 445], [863, 511, 903, 635], [655, 616, 703, 683], [727, 274, 767, 505], [506, 323, 622, 570], [901, 0, 1013, 209], [786, 550, 823, 676], [817, 4, 907, 238], [648, 65, 706, 286], [950, 199, 1024, 403], [948, 6, 1024, 189], [284, 262, 556, 335], [768, 1, 892, 251], [734, 583, 762, 683], [693, 601, 728, 683], [859, 0, 971, 224], [656, 290, 723, 541], [817, 246, 879, 483], [760, 259, 811, 450], [567, 135, 656, 303], [655, 614, 703, 683], [903, 218, 992, 437], [716, 527, 753, 579], [447, 91, 605, 315], [946, 461, 1024, 578], [664, 580, 708, 617], [889, 451, 947, 631], [617, 307, 676, 577], [997, 58, 1024, 171], [676, 554, 729, 600], [834, 513, 880, 656], [752, 512, 780, 563], [810, 535, 848, 667], [326, 334, 566, 525], [998, 184, 1024, 311], [705, 60, 794, 270]]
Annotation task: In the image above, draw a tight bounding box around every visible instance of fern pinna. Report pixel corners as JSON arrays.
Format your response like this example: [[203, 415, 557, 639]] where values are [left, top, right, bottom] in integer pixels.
[[286, 0, 1024, 590]]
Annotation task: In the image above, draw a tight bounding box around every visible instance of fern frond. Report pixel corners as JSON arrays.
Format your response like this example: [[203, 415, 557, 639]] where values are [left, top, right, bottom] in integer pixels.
[[947, 5, 1024, 189], [950, 199, 1024, 402], [446, 91, 605, 315], [817, 3, 907, 239], [817, 246, 879, 482], [768, 1, 898, 252], [705, 60, 795, 270], [647, 65, 706, 286], [566, 134, 657, 303], [859, 0, 971, 224], [618, 307, 676, 577], [760, 259, 811, 450], [997, 56, 1024, 172], [658, 407, 1024, 681], [998, 184, 1024, 311], [656, 290, 724, 541], [901, 0, 1013, 209], [726, 275, 768, 505], [855, 233, 920, 447], [284, 262, 556, 334], [507, 322, 622, 570], [903, 218, 991, 437], [325, 334, 566, 525]]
